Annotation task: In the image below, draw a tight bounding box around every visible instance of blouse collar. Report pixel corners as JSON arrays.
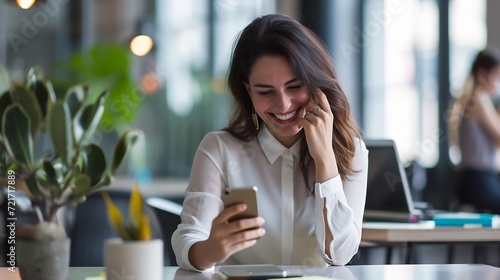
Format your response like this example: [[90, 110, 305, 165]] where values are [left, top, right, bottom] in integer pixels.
[[257, 124, 301, 164]]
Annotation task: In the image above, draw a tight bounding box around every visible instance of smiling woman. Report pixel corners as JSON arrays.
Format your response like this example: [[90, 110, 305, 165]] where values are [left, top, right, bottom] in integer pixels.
[[171, 14, 369, 272], [245, 55, 310, 147]]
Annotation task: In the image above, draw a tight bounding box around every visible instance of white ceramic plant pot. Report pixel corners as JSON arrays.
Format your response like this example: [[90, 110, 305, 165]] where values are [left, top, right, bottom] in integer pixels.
[[105, 238, 163, 280]]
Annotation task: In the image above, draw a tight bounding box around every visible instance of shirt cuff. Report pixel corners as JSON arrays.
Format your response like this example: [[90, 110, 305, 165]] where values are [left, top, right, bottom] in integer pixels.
[[314, 175, 343, 198], [182, 242, 215, 272]]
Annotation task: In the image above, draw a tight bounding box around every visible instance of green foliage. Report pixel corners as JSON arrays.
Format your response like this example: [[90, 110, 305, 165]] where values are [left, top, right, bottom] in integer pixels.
[[0, 67, 9, 95], [56, 44, 143, 132], [0, 65, 143, 238]]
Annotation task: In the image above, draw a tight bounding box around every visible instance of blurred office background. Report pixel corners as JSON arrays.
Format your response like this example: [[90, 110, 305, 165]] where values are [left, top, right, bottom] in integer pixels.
[[1, 0, 499, 208], [2, 0, 500, 208], [1, 0, 500, 266]]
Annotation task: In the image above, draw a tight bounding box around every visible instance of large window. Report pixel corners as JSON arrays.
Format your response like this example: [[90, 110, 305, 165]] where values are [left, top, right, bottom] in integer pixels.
[[363, 0, 487, 168], [364, 0, 439, 167], [132, 0, 276, 179], [448, 0, 487, 165]]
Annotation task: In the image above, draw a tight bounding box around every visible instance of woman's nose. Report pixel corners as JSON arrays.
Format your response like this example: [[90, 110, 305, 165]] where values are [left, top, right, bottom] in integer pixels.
[[275, 91, 292, 111]]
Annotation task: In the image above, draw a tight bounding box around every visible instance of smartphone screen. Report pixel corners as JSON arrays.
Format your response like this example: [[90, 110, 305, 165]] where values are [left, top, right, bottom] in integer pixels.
[[222, 186, 259, 222]]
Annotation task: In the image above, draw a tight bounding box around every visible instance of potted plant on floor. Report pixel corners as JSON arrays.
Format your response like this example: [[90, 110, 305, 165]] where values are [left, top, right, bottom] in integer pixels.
[[103, 183, 163, 280], [0, 65, 142, 280]]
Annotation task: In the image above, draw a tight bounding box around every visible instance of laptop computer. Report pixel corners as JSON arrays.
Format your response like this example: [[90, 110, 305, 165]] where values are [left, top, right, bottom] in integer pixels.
[[364, 139, 422, 223]]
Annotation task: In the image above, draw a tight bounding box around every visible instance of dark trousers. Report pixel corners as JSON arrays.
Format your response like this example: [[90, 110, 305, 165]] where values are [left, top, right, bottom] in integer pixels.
[[458, 169, 500, 214]]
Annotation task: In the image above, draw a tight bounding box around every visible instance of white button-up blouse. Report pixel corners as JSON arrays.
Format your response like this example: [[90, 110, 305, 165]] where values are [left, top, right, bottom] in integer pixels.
[[171, 125, 368, 271]]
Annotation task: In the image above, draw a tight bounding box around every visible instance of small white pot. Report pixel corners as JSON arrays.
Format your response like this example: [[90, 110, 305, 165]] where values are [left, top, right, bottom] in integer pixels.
[[105, 238, 163, 280]]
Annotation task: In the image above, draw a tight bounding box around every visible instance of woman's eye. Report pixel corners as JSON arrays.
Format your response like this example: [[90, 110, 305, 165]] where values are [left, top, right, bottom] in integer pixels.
[[288, 85, 302, 90], [258, 91, 273, 95]]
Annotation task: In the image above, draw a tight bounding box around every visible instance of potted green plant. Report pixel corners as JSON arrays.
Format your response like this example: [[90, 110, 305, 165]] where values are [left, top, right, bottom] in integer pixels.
[[0, 65, 142, 280], [103, 183, 163, 280]]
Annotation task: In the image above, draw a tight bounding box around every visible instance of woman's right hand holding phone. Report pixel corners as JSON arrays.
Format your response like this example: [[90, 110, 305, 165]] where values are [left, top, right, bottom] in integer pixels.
[[188, 203, 266, 270]]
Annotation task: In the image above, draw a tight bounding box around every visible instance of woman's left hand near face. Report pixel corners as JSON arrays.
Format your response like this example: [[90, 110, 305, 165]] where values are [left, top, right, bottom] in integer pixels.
[[299, 89, 334, 162]]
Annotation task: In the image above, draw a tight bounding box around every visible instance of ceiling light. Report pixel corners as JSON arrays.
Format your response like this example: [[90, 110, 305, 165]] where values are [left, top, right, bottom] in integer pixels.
[[130, 35, 153, 57], [16, 0, 36, 9]]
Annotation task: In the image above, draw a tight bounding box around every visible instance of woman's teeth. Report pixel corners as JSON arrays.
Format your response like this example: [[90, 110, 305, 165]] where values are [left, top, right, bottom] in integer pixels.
[[274, 110, 296, 121]]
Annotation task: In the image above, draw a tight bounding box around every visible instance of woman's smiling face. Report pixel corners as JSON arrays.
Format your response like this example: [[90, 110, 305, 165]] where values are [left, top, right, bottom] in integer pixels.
[[246, 55, 311, 147]]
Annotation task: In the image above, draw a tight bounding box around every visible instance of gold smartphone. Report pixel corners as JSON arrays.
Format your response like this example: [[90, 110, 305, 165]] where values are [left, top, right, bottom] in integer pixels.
[[222, 186, 259, 222]]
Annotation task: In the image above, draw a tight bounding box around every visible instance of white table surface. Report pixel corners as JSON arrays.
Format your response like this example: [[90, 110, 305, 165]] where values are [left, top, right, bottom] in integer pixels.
[[3, 264, 500, 280]]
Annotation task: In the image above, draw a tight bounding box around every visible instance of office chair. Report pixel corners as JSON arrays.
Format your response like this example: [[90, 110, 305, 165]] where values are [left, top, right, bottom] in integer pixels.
[[146, 197, 183, 266], [66, 189, 167, 266]]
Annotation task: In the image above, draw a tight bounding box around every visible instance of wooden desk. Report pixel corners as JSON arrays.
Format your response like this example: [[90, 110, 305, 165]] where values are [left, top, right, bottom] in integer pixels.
[[2, 264, 500, 280], [361, 222, 500, 263]]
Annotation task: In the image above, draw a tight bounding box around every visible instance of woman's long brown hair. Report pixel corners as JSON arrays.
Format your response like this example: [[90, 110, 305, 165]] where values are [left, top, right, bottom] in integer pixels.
[[224, 14, 360, 193]]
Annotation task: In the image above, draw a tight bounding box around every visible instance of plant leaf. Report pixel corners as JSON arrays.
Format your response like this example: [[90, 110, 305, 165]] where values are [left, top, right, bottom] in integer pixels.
[[129, 183, 143, 235], [23, 66, 45, 87], [111, 130, 143, 174], [51, 160, 68, 183], [10, 85, 42, 135], [81, 144, 107, 187], [0, 65, 8, 95], [0, 91, 13, 137], [64, 85, 88, 119], [22, 66, 56, 124], [71, 173, 91, 198], [101, 192, 131, 240], [138, 215, 152, 241], [2, 104, 34, 169], [76, 91, 106, 143], [24, 172, 41, 200], [42, 161, 61, 198], [44, 80, 57, 103], [48, 101, 73, 164], [29, 80, 56, 120]]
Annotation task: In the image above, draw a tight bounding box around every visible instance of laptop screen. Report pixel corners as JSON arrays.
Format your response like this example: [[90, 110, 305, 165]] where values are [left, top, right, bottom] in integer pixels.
[[364, 140, 420, 222]]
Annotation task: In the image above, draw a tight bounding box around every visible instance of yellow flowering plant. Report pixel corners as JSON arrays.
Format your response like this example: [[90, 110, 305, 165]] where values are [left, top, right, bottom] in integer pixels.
[[102, 183, 152, 241]]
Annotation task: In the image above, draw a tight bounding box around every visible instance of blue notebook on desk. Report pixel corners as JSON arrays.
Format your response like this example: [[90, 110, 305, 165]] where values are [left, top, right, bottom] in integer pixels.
[[433, 213, 500, 228]]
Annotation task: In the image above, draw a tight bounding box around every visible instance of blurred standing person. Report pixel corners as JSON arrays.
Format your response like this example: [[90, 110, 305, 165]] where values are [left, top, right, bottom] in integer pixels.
[[449, 48, 500, 214]]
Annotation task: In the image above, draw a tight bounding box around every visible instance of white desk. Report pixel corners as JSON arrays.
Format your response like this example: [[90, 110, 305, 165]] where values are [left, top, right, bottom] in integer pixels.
[[362, 221, 500, 242], [110, 177, 188, 198], [362, 222, 500, 263], [2, 264, 500, 280]]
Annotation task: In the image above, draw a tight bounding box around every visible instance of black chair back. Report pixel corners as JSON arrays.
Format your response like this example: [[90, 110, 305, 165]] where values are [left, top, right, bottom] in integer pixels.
[[146, 197, 182, 266]]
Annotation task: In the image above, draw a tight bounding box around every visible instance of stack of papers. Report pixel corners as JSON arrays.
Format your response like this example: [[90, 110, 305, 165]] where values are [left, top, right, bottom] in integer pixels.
[[433, 213, 500, 228]]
